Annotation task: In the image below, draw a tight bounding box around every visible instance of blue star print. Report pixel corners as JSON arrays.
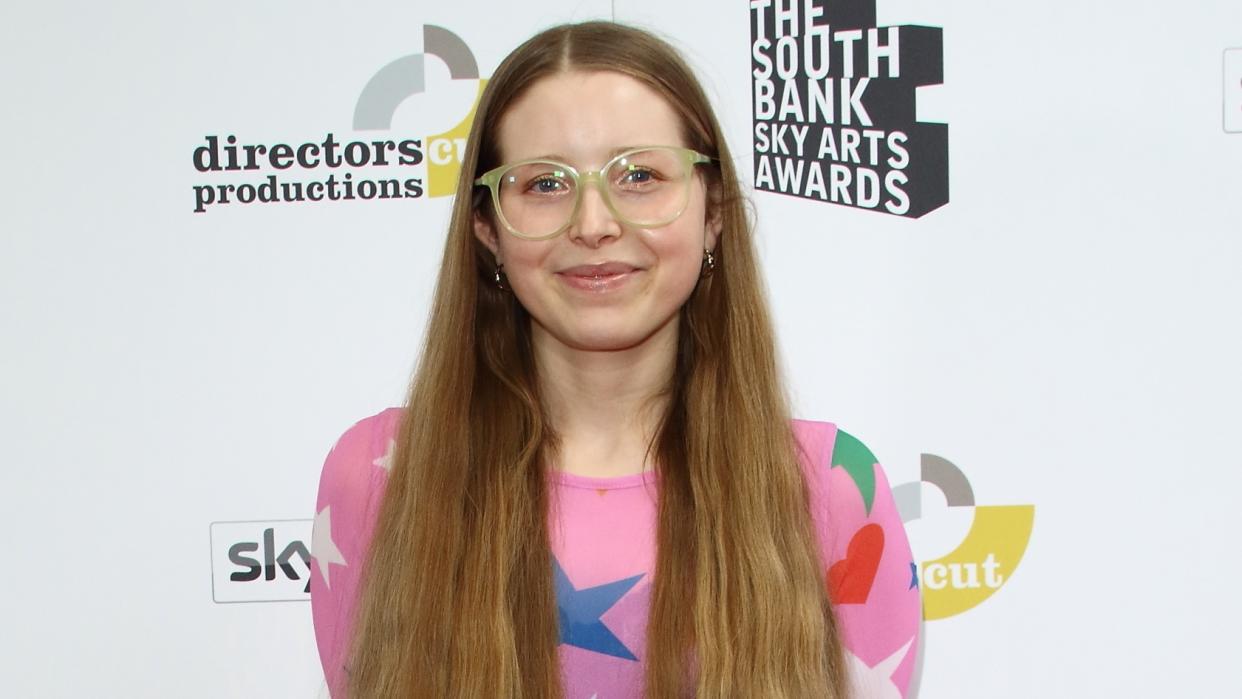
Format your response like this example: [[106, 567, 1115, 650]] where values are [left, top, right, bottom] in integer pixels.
[[553, 556, 644, 661]]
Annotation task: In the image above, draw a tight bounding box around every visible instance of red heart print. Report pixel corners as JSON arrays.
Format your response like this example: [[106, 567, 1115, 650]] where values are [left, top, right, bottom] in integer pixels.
[[828, 523, 885, 605]]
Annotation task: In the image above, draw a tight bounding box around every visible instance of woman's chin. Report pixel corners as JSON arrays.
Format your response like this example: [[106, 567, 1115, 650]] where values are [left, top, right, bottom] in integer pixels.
[[534, 319, 678, 355], [561, 330, 653, 353]]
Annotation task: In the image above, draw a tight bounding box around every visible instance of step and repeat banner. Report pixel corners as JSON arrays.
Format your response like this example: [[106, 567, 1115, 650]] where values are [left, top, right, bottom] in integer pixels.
[[3, 1, 1239, 697]]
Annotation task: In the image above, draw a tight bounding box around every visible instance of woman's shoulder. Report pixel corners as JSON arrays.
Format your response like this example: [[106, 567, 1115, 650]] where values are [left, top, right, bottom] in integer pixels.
[[789, 418, 922, 698], [316, 407, 403, 496], [311, 407, 404, 696], [312, 405, 404, 568], [324, 406, 404, 467], [790, 418, 894, 547], [790, 418, 885, 517], [314, 406, 404, 549], [788, 417, 903, 563]]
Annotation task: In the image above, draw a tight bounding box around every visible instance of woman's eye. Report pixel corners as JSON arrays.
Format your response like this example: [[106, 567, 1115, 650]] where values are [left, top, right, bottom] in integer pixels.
[[530, 177, 567, 194], [620, 167, 656, 186]]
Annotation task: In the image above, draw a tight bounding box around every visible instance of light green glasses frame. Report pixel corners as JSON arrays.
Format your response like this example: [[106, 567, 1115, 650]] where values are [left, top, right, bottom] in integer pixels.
[[473, 145, 713, 240]]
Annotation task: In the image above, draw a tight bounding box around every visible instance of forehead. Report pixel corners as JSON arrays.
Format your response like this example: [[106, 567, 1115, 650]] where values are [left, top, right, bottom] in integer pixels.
[[494, 70, 687, 165]]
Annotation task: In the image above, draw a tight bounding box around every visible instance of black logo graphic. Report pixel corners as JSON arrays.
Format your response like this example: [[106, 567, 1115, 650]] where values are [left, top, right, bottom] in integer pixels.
[[228, 527, 312, 593], [749, 0, 948, 217], [191, 134, 426, 213]]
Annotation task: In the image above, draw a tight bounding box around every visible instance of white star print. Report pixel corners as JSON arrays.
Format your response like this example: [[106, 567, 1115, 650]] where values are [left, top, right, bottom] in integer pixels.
[[312, 505, 347, 589], [846, 637, 913, 699], [372, 437, 395, 471]]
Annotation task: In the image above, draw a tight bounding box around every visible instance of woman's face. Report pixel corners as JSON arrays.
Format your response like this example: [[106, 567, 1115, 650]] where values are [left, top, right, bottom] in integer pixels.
[[474, 70, 720, 354]]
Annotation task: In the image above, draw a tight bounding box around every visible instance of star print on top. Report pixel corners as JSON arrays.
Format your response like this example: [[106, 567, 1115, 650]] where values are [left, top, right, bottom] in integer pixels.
[[310, 408, 921, 698], [555, 556, 645, 661]]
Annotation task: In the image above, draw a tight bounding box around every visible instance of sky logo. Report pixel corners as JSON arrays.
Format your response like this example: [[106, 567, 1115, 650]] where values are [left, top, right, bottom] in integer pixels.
[[210, 519, 313, 603]]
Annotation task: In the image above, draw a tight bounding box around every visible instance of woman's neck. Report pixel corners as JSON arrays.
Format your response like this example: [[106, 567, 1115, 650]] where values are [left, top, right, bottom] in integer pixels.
[[532, 319, 677, 478]]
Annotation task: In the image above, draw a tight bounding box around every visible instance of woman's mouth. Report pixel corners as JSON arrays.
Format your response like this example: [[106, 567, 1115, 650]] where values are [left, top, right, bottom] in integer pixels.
[[555, 262, 642, 293]]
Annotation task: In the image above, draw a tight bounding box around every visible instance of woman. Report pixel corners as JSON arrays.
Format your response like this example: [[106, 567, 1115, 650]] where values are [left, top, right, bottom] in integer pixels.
[[311, 21, 920, 698]]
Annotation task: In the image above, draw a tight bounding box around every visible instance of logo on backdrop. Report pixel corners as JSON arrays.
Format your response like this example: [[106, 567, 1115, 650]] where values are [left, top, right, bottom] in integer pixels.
[[748, 0, 948, 217], [893, 455, 1034, 620], [210, 519, 313, 603], [189, 25, 485, 213]]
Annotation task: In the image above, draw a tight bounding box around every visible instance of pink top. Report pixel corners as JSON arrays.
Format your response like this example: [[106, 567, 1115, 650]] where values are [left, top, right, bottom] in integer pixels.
[[310, 407, 921, 698]]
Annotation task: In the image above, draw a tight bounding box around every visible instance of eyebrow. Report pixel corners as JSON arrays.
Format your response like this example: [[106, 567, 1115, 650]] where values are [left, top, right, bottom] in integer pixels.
[[517, 145, 651, 164]]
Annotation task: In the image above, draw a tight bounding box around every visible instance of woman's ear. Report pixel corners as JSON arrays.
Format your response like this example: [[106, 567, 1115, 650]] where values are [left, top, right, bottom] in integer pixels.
[[706, 204, 723, 252], [473, 210, 500, 258], [704, 181, 724, 252]]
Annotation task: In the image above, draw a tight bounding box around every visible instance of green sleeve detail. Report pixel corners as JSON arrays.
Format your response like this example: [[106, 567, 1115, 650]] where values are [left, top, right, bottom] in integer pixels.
[[830, 429, 877, 516]]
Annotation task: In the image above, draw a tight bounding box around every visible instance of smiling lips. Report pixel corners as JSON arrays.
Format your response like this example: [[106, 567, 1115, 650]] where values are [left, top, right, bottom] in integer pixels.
[[556, 261, 642, 292]]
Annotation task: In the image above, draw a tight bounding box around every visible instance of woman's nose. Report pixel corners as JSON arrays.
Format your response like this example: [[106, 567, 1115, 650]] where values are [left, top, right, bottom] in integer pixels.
[[567, 180, 622, 247]]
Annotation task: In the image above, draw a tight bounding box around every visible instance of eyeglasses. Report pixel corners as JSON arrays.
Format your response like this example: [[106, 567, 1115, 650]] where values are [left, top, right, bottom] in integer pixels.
[[474, 145, 712, 240]]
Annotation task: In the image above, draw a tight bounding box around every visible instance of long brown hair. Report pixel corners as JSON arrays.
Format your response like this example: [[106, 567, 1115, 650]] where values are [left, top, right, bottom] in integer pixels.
[[346, 21, 847, 698]]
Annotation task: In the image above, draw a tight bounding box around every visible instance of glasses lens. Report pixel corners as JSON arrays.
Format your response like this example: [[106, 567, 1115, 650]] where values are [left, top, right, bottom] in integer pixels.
[[496, 162, 577, 239], [606, 148, 693, 226], [493, 148, 697, 238]]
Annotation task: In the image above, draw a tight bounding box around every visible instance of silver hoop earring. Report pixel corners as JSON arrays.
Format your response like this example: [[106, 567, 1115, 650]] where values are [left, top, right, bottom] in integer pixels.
[[700, 248, 716, 278]]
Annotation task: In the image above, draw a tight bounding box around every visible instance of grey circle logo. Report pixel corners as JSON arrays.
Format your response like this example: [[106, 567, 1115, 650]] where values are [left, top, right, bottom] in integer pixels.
[[893, 454, 975, 523], [354, 25, 480, 130]]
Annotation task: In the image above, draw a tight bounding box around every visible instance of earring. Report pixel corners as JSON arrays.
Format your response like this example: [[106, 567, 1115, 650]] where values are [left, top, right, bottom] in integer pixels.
[[494, 262, 508, 291], [700, 248, 716, 278]]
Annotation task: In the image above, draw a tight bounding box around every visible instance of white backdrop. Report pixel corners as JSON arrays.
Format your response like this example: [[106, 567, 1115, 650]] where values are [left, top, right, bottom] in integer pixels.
[[2, 1, 1240, 697]]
